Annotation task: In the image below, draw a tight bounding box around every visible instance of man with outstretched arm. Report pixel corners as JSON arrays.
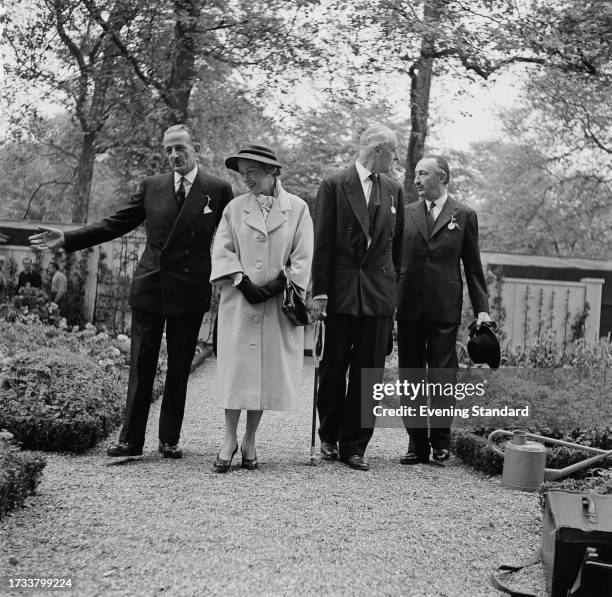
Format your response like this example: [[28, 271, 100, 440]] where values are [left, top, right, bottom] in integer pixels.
[[30, 124, 233, 459]]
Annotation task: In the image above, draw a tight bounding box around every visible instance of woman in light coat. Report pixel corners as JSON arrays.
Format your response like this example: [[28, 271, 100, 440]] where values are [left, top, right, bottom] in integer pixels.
[[210, 143, 313, 472]]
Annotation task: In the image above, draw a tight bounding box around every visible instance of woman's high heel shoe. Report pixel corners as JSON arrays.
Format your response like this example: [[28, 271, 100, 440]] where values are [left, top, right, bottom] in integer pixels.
[[213, 444, 238, 473], [241, 444, 258, 470]]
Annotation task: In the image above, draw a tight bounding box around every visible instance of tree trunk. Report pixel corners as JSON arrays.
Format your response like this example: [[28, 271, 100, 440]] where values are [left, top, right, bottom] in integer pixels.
[[71, 131, 96, 223], [404, 0, 444, 202], [161, 0, 201, 127]]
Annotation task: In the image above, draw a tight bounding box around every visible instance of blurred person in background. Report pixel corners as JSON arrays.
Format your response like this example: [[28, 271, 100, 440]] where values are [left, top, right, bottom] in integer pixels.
[[17, 257, 42, 290]]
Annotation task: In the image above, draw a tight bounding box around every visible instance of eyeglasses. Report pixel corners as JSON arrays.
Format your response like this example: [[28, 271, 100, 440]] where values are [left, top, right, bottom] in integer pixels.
[[374, 144, 400, 162]]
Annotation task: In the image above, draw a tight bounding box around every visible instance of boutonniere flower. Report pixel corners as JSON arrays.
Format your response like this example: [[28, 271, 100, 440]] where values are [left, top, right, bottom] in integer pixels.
[[202, 195, 212, 214], [447, 215, 460, 230], [391, 204, 396, 214]]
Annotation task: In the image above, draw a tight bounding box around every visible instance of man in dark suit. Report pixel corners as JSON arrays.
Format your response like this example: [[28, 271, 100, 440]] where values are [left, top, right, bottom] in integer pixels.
[[396, 155, 490, 464], [312, 124, 404, 471], [17, 257, 42, 290], [30, 124, 233, 459]]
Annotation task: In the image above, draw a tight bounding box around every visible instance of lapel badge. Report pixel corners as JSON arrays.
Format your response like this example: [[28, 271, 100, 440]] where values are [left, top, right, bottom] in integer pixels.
[[202, 195, 213, 214], [447, 215, 460, 230]]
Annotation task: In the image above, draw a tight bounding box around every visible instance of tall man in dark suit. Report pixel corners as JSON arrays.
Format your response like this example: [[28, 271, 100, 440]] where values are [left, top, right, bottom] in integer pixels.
[[312, 124, 404, 471], [396, 155, 490, 464], [30, 124, 233, 459]]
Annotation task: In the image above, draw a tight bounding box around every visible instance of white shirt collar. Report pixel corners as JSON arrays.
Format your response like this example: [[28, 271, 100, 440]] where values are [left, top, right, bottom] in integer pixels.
[[174, 165, 198, 185], [426, 190, 448, 209], [355, 159, 374, 183]]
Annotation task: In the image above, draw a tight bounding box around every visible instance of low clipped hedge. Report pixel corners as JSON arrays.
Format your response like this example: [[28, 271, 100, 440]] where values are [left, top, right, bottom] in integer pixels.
[[0, 349, 124, 452], [0, 436, 46, 519], [451, 429, 504, 476], [0, 321, 171, 452], [451, 427, 612, 477]]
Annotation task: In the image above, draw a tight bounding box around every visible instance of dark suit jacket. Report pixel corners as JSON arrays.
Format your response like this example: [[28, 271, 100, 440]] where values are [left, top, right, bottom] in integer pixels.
[[396, 196, 488, 323], [64, 170, 233, 316], [312, 164, 404, 317]]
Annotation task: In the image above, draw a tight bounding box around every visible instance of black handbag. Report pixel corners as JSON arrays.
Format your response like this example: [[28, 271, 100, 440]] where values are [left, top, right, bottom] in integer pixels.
[[282, 277, 309, 326]]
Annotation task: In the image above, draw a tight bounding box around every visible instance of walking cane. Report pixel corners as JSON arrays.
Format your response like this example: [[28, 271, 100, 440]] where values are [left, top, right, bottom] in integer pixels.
[[310, 319, 325, 465]]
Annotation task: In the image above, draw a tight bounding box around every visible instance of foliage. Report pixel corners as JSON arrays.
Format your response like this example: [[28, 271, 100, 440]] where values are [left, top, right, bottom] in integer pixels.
[[462, 139, 612, 259], [62, 248, 91, 327], [452, 426, 612, 478], [9, 287, 63, 327], [539, 468, 612, 509], [1, 0, 324, 222], [451, 430, 504, 476], [0, 348, 124, 452], [0, 320, 167, 452], [0, 435, 46, 520], [279, 100, 408, 208], [0, 249, 91, 329], [335, 0, 612, 196], [502, 336, 612, 370], [451, 360, 611, 476], [94, 240, 141, 335]]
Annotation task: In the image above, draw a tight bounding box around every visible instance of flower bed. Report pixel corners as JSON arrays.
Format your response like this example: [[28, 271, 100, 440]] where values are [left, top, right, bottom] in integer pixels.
[[450, 344, 611, 485], [385, 337, 612, 486], [0, 434, 46, 520], [0, 349, 125, 452], [0, 321, 166, 452]]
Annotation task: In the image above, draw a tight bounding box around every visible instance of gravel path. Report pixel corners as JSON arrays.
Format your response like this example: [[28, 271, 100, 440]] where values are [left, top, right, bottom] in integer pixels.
[[0, 357, 547, 596]]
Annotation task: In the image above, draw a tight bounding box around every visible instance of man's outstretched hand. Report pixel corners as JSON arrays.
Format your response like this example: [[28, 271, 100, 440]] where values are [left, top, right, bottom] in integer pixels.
[[29, 226, 65, 251]]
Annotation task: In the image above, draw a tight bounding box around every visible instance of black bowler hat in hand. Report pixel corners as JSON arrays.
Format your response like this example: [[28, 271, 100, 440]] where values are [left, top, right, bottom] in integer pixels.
[[467, 321, 501, 369], [225, 144, 282, 172]]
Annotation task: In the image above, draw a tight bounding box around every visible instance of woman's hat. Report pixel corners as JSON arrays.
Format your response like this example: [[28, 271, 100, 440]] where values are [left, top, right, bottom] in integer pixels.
[[225, 144, 281, 172], [467, 321, 501, 369]]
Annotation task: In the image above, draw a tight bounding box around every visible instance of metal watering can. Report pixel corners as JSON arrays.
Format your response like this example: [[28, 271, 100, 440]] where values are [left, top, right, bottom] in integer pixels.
[[487, 430, 612, 492]]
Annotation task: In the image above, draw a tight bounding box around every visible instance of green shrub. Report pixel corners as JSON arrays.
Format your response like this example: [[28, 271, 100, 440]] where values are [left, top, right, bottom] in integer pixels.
[[451, 429, 504, 475], [452, 426, 612, 478], [0, 436, 46, 519], [503, 335, 612, 370], [0, 349, 124, 452]]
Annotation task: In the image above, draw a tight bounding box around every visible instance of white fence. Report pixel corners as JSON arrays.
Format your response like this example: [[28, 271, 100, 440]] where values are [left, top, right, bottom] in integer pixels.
[[499, 277, 604, 348]]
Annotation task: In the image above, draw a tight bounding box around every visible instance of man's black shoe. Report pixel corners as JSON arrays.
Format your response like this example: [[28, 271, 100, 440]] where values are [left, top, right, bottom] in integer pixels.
[[160, 443, 183, 459], [340, 454, 370, 471], [432, 448, 450, 462], [320, 441, 338, 460], [107, 442, 143, 458], [400, 451, 429, 465]]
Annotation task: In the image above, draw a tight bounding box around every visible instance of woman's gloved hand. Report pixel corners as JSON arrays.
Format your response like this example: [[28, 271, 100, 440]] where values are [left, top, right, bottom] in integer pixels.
[[260, 270, 287, 298], [237, 275, 268, 304], [237, 271, 288, 304]]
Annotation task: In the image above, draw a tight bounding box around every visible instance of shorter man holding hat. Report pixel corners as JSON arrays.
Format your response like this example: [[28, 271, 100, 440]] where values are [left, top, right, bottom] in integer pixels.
[[396, 155, 492, 465]]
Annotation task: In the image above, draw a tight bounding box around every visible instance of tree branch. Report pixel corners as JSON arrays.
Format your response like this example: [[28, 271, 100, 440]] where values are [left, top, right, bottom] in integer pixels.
[[582, 109, 612, 154], [81, 0, 170, 103], [51, 0, 89, 126], [22, 180, 73, 219]]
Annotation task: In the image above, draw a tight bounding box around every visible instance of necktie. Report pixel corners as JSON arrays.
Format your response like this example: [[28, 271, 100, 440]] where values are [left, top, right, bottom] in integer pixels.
[[176, 176, 186, 209], [427, 200, 437, 238], [368, 173, 380, 236]]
